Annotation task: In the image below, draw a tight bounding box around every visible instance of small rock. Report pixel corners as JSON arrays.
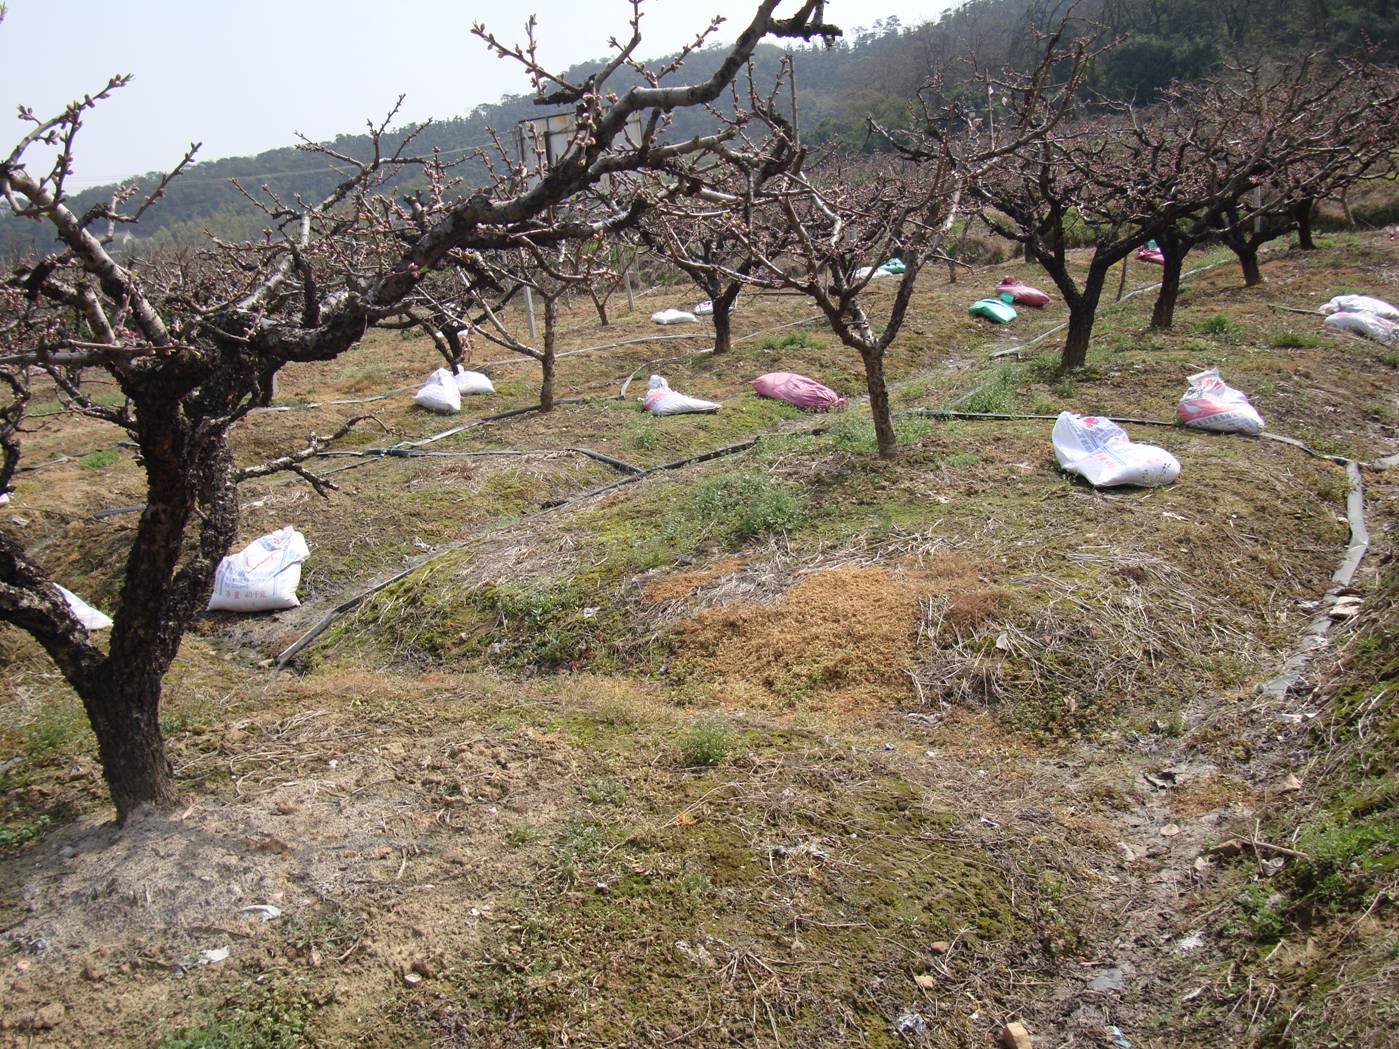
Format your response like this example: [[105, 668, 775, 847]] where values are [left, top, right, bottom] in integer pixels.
[[1000, 1021, 1033, 1049], [1159, 824, 1181, 838], [81, 958, 105, 982], [307, 948, 322, 969], [1329, 596, 1362, 620], [929, 940, 951, 955], [914, 973, 938, 990], [1277, 773, 1304, 794]]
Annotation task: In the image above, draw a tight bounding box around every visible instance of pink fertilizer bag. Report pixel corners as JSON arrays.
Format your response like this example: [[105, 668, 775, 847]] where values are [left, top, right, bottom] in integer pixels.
[[1137, 245, 1165, 266], [750, 371, 846, 411], [995, 276, 1051, 308]]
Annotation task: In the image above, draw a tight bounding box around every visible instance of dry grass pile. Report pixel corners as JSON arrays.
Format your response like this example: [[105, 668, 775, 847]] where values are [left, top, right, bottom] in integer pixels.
[[674, 565, 923, 710], [640, 555, 747, 604]]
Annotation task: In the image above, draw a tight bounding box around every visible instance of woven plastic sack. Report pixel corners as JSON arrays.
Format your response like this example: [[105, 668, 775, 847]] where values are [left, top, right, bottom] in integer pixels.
[[1052, 412, 1180, 488], [644, 375, 720, 416], [995, 277, 1051, 307], [1320, 295, 1399, 321], [1177, 369, 1264, 435], [1137, 245, 1166, 266], [207, 527, 311, 612], [453, 369, 494, 395], [854, 266, 890, 281], [413, 367, 462, 413], [879, 258, 907, 274], [969, 297, 1017, 323], [693, 300, 714, 316], [1324, 311, 1399, 345], [651, 308, 698, 325], [56, 584, 113, 630], [750, 371, 846, 411]]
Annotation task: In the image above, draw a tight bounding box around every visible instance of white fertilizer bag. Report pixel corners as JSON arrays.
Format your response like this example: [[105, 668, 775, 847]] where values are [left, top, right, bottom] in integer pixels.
[[55, 585, 112, 630], [413, 367, 462, 413], [651, 308, 698, 325], [853, 266, 889, 281], [693, 300, 714, 316], [1176, 368, 1265, 435], [1052, 412, 1180, 488], [1324, 311, 1399, 346], [452, 369, 494, 395], [207, 527, 311, 613], [1320, 295, 1399, 321], [644, 375, 720, 416]]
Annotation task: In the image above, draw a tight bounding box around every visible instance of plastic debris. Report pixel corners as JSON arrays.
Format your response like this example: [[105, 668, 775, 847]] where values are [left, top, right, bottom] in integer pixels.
[[1107, 1024, 1133, 1048], [238, 904, 283, 922], [750, 371, 846, 411], [55, 585, 113, 631], [651, 308, 698, 325], [693, 299, 714, 316], [879, 257, 907, 274], [996, 276, 1051, 307], [969, 296, 1018, 323], [644, 374, 720, 416], [894, 1011, 927, 1035], [413, 367, 462, 414], [198, 947, 230, 966], [1323, 310, 1398, 345], [1137, 242, 1166, 265], [207, 527, 311, 612], [1320, 294, 1399, 321], [1176, 368, 1265, 435], [1052, 412, 1180, 488], [452, 369, 494, 395], [853, 265, 890, 281]]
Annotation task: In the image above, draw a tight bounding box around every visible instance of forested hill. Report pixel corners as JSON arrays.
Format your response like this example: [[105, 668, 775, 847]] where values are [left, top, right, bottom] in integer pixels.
[[2, 0, 1394, 261]]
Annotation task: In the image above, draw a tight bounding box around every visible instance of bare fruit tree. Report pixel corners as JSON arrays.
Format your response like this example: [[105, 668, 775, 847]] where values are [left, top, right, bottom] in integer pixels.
[[0, 0, 841, 820]]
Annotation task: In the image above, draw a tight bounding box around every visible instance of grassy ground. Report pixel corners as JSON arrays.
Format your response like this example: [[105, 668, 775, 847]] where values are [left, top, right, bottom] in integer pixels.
[[1, 233, 1397, 1047]]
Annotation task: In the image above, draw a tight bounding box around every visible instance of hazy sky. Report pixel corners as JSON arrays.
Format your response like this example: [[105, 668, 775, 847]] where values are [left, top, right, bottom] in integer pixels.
[[0, 1, 947, 188]]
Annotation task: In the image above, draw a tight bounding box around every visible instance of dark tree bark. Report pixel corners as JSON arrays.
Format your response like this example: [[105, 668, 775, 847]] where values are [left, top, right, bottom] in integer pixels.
[[1236, 242, 1264, 286], [861, 349, 897, 459], [1060, 262, 1108, 370], [711, 283, 741, 354], [1294, 197, 1317, 250], [1150, 229, 1187, 329], [540, 297, 558, 411]]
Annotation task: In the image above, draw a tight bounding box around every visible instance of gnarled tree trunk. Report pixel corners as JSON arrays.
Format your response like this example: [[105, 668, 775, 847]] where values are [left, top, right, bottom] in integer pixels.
[[1150, 230, 1187, 329], [712, 283, 741, 354], [1061, 263, 1107, 371], [861, 349, 897, 459]]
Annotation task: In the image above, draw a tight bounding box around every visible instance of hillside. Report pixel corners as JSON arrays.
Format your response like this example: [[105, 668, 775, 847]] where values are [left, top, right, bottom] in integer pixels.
[[2, 230, 1397, 1046], [2, 0, 1396, 262]]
